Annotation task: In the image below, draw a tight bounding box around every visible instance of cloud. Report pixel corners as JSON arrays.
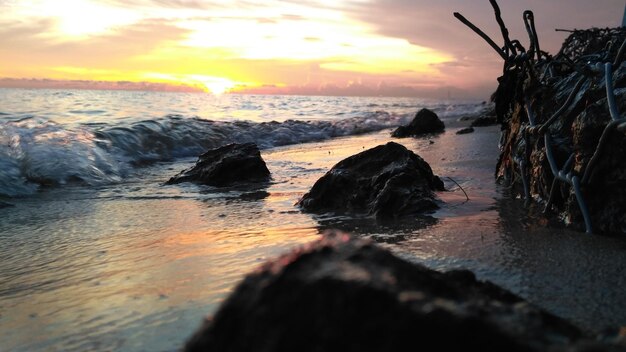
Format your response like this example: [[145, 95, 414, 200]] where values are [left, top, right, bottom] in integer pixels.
[[281, 14, 305, 21], [346, 0, 624, 57], [0, 77, 203, 92], [0, 19, 190, 76], [338, 0, 623, 96], [98, 0, 222, 9]]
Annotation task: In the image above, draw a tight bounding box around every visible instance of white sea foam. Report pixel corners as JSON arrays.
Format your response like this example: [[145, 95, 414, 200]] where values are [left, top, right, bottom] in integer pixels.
[[0, 90, 488, 196], [0, 112, 414, 196]]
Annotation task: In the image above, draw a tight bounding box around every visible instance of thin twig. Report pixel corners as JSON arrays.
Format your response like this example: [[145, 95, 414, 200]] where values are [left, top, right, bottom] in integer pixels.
[[453, 12, 507, 60], [446, 177, 470, 202]]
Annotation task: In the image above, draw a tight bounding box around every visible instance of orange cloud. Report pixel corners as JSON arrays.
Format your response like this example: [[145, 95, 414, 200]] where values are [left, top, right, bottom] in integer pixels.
[[2, 0, 618, 99]]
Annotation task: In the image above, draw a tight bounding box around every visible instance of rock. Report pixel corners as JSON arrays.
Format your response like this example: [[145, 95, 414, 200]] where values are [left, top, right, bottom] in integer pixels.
[[456, 127, 475, 134], [392, 108, 445, 137], [184, 234, 618, 352], [470, 115, 498, 127], [238, 190, 270, 201], [490, 26, 626, 234], [166, 143, 270, 186], [297, 142, 444, 218]]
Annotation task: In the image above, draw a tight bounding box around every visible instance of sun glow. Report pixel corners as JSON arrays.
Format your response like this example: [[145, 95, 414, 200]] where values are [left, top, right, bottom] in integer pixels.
[[190, 75, 237, 95], [34, 0, 140, 38], [141, 73, 241, 95], [0, 0, 461, 96]]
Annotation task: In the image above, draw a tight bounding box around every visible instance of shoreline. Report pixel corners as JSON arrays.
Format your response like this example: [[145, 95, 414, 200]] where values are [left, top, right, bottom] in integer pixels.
[[1, 121, 625, 350]]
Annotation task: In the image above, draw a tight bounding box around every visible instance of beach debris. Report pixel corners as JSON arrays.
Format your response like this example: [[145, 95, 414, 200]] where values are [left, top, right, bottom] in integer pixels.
[[297, 142, 444, 218], [456, 127, 475, 134], [391, 108, 445, 138], [166, 143, 270, 186], [455, 0, 626, 234], [184, 233, 623, 352]]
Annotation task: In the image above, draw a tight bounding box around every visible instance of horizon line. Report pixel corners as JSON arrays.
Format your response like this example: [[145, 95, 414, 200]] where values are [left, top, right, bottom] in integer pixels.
[[0, 77, 491, 100]]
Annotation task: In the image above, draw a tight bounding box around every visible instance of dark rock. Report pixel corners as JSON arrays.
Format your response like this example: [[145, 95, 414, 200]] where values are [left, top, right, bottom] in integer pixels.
[[238, 190, 270, 201], [491, 26, 626, 234], [456, 127, 475, 134], [166, 143, 270, 186], [184, 234, 619, 352], [470, 115, 498, 127], [392, 108, 445, 137], [297, 142, 444, 218]]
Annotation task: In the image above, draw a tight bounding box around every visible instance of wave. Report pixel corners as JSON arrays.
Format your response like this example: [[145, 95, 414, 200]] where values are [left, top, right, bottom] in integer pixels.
[[0, 111, 411, 197]]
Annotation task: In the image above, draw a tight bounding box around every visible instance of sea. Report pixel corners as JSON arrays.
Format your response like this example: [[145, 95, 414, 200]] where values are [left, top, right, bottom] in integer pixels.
[[1, 88, 625, 351]]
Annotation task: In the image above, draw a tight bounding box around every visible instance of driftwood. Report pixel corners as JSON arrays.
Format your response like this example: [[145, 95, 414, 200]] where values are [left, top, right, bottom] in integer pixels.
[[456, 1, 626, 235]]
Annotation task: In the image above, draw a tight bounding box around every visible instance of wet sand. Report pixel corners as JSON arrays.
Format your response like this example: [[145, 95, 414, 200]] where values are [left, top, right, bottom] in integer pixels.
[[1, 123, 625, 351]]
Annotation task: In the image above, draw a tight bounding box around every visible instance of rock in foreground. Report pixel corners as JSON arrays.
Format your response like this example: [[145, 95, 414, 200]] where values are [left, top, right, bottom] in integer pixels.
[[297, 142, 444, 218], [184, 234, 617, 352], [392, 108, 445, 137], [166, 143, 270, 186], [491, 27, 626, 233]]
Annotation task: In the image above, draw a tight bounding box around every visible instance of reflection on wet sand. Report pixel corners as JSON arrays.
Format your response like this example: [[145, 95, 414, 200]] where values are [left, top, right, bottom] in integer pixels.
[[2, 124, 625, 350], [315, 215, 438, 244]]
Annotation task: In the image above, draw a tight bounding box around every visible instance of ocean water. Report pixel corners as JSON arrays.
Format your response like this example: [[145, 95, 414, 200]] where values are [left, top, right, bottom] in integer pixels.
[[1, 88, 625, 351]]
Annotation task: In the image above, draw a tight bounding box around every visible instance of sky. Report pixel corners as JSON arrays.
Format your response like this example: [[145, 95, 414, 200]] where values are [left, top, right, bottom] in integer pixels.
[[0, 0, 623, 99]]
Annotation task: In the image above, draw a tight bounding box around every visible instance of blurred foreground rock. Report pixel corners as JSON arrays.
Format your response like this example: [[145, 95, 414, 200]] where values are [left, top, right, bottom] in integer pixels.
[[297, 142, 444, 218], [392, 108, 445, 137], [184, 234, 624, 352], [166, 143, 270, 186]]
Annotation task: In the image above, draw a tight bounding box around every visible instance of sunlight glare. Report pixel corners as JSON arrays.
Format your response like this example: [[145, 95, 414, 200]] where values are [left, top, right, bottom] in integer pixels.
[[188, 75, 235, 94], [39, 0, 139, 37]]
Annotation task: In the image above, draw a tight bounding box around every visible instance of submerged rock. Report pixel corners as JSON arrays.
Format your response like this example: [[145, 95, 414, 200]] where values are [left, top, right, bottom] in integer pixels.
[[456, 127, 475, 134], [470, 115, 498, 127], [166, 143, 270, 186], [184, 234, 619, 352], [297, 142, 444, 218], [392, 108, 445, 137]]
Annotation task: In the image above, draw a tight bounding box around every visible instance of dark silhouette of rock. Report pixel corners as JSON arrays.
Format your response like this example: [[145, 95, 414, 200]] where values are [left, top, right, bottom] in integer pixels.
[[488, 26, 626, 233], [392, 108, 445, 137], [184, 234, 621, 352], [456, 127, 475, 134], [297, 142, 444, 218], [166, 143, 270, 186], [470, 115, 498, 127]]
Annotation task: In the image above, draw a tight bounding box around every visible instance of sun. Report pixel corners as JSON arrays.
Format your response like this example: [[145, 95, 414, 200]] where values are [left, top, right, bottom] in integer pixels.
[[190, 75, 236, 95], [203, 81, 230, 95]]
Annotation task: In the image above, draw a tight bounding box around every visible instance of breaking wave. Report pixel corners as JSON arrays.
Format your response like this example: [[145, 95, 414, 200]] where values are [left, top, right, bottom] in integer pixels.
[[0, 111, 411, 196]]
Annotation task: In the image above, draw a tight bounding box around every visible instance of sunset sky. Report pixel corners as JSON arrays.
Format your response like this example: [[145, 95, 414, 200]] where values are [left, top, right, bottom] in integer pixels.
[[0, 0, 623, 99]]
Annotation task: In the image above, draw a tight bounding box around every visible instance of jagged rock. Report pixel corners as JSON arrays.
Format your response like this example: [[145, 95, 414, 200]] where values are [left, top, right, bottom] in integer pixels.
[[492, 27, 626, 234], [166, 143, 270, 186], [392, 108, 445, 137], [456, 127, 475, 134], [184, 234, 621, 352], [297, 142, 444, 218]]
